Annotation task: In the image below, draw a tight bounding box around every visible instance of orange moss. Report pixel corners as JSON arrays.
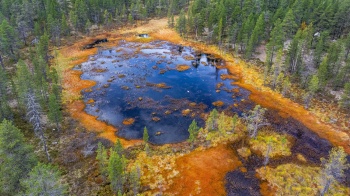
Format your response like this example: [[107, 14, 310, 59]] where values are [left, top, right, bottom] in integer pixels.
[[234, 81, 350, 153], [212, 101, 224, 107], [66, 101, 140, 148], [59, 17, 350, 155], [86, 99, 95, 104], [181, 109, 191, 116], [220, 74, 239, 81], [166, 144, 242, 195], [58, 34, 141, 148], [122, 118, 135, 126], [175, 64, 191, 71], [260, 181, 276, 196]]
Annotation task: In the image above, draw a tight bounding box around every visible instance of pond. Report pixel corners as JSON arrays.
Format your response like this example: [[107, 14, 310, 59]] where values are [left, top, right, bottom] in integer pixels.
[[77, 40, 251, 144], [76, 39, 350, 194]]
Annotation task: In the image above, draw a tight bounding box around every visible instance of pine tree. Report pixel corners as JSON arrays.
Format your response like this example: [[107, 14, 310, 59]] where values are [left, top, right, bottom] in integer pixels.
[[266, 19, 285, 69], [61, 14, 69, 36], [114, 139, 124, 156], [286, 29, 302, 75], [206, 109, 218, 131], [73, 0, 88, 31], [96, 142, 108, 178], [187, 119, 199, 143], [0, 66, 12, 121], [129, 165, 141, 195], [245, 13, 265, 58], [327, 41, 342, 78], [108, 150, 127, 193], [176, 9, 187, 37], [282, 9, 298, 39], [14, 60, 33, 107], [243, 105, 269, 138], [0, 19, 19, 60], [282, 77, 292, 97], [0, 120, 38, 195], [344, 32, 350, 61], [340, 82, 350, 108], [232, 114, 238, 132], [308, 75, 320, 94], [21, 163, 68, 196], [314, 32, 328, 68], [319, 147, 349, 196], [271, 49, 284, 89], [143, 126, 149, 143], [318, 56, 329, 89]]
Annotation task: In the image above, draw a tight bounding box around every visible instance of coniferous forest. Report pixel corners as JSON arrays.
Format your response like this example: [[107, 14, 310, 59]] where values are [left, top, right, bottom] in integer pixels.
[[0, 0, 350, 195]]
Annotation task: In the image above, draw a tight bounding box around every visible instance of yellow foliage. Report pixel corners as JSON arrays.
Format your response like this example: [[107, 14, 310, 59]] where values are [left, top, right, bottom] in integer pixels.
[[249, 129, 292, 158], [257, 164, 350, 196]]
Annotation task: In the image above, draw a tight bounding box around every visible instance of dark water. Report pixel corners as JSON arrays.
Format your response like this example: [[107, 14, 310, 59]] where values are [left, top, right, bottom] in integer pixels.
[[78, 40, 250, 144], [77, 40, 350, 194]]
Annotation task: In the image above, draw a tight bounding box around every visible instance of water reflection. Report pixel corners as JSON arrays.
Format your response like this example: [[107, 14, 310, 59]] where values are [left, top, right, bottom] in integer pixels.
[[78, 41, 250, 144]]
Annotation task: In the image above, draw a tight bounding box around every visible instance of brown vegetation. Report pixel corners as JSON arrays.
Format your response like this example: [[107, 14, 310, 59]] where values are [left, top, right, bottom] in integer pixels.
[[175, 64, 191, 71]]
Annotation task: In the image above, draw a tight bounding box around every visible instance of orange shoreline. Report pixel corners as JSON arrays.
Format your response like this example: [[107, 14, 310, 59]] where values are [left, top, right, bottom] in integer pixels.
[[57, 18, 350, 195]]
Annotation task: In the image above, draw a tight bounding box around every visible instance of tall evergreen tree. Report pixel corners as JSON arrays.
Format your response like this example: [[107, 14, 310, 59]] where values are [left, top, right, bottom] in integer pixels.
[[176, 9, 187, 37], [245, 13, 265, 58], [187, 119, 199, 144], [282, 9, 298, 39], [143, 126, 149, 143], [0, 66, 12, 121], [21, 163, 68, 196], [0, 120, 38, 195], [318, 56, 329, 89], [340, 82, 350, 108], [108, 150, 127, 193], [266, 19, 285, 69], [0, 19, 18, 61]]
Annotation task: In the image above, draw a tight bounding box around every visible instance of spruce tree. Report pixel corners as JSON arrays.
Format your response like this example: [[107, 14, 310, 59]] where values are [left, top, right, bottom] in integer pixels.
[[143, 126, 149, 143], [0, 66, 12, 121], [319, 147, 349, 196], [245, 13, 265, 58], [286, 29, 302, 75], [187, 119, 199, 143], [0, 120, 38, 195], [176, 9, 187, 37], [21, 163, 68, 196], [14, 60, 33, 107], [318, 56, 329, 89], [266, 19, 285, 69], [282, 9, 298, 39], [0, 19, 18, 60], [108, 150, 127, 193], [340, 82, 350, 108], [96, 142, 108, 178]]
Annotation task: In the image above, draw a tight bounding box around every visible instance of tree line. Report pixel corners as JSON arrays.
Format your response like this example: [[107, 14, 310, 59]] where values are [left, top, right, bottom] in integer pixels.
[[174, 0, 350, 109], [0, 1, 189, 195]]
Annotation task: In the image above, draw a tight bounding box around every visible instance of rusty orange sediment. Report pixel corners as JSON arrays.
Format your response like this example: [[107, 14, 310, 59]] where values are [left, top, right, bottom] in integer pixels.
[[60, 35, 142, 148], [166, 144, 242, 196], [58, 18, 350, 195], [152, 28, 350, 154]]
